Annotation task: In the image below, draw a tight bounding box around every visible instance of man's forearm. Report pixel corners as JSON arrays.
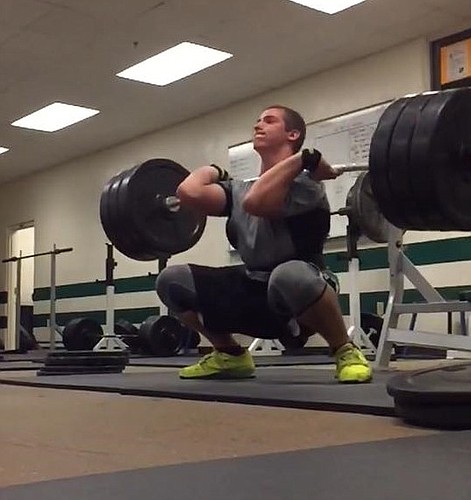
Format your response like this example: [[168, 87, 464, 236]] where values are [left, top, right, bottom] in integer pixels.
[[176, 165, 228, 216], [243, 153, 303, 215], [179, 166, 220, 190]]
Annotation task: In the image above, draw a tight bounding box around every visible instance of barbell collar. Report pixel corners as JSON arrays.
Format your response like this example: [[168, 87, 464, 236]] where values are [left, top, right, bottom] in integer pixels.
[[154, 194, 181, 213]]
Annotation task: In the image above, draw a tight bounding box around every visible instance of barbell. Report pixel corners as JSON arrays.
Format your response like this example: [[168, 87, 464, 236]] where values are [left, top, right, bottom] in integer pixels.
[[100, 88, 471, 260]]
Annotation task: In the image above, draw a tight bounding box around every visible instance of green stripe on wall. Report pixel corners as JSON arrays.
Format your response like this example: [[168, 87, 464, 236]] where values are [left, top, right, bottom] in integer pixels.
[[33, 275, 157, 301], [338, 285, 470, 315], [29, 285, 470, 329], [26, 237, 471, 302], [325, 236, 471, 273], [33, 306, 160, 328]]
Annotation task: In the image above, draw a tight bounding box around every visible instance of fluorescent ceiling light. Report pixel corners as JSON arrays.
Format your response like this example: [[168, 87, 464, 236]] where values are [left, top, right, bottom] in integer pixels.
[[287, 0, 366, 14], [12, 103, 100, 132], [0, 147, 9, 155], [117, 42, 233, 86]]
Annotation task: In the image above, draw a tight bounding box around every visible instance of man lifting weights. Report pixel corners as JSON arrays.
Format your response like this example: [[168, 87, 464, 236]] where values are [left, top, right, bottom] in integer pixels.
[[156, 105, 372, 383]]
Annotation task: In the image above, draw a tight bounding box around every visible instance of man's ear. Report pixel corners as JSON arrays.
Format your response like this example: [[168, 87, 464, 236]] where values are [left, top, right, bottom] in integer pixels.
[[288, 129, 301, 144]]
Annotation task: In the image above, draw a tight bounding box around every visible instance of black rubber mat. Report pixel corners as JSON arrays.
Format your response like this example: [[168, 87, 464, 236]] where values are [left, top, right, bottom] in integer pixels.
[[1, 432, 470, 499], [0, 367, 396, 416], [129, 354, 334, 367]]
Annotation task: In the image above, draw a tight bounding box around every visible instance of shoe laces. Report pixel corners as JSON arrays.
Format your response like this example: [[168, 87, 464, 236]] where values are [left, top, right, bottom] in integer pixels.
[[337, 346, 366, 366], [197, 353, 216, 367]]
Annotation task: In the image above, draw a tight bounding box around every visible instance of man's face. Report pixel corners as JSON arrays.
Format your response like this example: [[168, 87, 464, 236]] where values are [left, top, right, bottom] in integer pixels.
[[253, 108, 299, 152]]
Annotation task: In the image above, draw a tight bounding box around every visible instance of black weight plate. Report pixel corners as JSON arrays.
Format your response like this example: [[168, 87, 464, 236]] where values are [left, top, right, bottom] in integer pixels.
[[125, 159, 207, 256], [100, 172, 123, 249], [393, 400, 471, 430], [62, 318, 103, 351], [411, 88, 471, 230], [388, 93, 442, 229], [387, 362, 471, 404], [278, 331, 308, 349], [115, 319, 139, 336], [350, 172, 390, 243], [102, 169, 156, 261], [188, 330, 201, 349], [37, 365, 125, 376], [179, 328, 201, 350], [112, 169, 158, 261], [387, 362, 471, 429], [115, 319, 141, 351], [369, 97, 411, 229], [139, 315, 184, 356], [47, 350, 127, 359], [100, 170, 146, 260], [45, 356, 127, 367], [114, 166, 161, 261]]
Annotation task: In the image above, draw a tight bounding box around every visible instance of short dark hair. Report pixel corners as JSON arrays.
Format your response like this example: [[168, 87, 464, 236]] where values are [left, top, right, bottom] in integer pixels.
[[265, 105, 306, 153]]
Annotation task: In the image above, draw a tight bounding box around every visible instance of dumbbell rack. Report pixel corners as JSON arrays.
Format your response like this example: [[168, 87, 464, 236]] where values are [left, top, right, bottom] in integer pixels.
[[375, 227, 471, 368]]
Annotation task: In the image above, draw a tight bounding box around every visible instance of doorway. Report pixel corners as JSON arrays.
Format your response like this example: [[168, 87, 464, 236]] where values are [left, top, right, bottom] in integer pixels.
[[5, 223, 35, 350]]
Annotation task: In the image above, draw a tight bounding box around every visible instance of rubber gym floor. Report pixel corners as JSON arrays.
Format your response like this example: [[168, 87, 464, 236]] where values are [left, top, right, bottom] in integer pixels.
[[0, 356, 470, 499]]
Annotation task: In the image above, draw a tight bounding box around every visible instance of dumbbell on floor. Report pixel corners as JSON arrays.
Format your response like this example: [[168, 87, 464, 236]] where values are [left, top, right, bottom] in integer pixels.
[[62, 315, 201, 356]]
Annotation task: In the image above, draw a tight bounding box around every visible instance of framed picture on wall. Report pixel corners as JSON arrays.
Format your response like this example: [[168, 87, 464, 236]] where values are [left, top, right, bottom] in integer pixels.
[[431, 28, 471, 90]]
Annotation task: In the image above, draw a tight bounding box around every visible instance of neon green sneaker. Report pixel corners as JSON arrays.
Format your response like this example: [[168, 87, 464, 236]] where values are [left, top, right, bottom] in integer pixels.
[[334, 343, 372, 383], [179, 350, 256, 380]]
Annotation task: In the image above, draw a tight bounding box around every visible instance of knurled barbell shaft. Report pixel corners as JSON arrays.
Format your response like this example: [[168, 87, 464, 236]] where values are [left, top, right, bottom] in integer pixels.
[[158, 164, 369, 214]]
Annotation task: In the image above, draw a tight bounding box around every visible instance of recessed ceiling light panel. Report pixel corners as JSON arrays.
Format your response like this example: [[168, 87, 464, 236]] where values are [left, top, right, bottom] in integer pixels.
[[12, 103, 100, 132], [117, 42, 233, 86], [288, 0, 366, 14]]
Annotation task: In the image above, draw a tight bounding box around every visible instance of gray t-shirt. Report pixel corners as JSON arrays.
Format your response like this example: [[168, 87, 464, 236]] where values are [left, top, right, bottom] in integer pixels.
[[220, 171, 331, 279]]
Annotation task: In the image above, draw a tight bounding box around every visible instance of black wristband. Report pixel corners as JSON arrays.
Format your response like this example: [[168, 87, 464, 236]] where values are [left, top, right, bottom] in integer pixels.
[[210, 164, 230, 181], [301, 149, 322, 172]]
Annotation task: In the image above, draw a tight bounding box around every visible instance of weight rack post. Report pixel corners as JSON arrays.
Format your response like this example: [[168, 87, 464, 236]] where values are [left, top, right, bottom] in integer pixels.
[[50, 245, 57, 350], [15, 253, 22, 351], [2, 245, 73, 352], [106, 243, 116, 338], [344, 222, 377, 355], [93, 244, 128, 352]]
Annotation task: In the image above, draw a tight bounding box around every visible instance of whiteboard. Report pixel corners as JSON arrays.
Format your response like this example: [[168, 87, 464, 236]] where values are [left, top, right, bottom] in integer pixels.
[[228, 101, 391, 238]]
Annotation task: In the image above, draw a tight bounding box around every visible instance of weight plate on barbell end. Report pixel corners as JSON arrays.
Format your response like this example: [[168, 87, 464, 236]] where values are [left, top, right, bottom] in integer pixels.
[[410, 88, 471, 231], [397, 92, 458, 231], [388, 93, 440, 230], [100, 171, 151, 260], [369, 97, 412, 229], [139, 315, 184, 356], [122, 159, 207, 257], [113, 168, 161, 261], [349, 172, 390, 243], [62, 317, 104, 351]]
